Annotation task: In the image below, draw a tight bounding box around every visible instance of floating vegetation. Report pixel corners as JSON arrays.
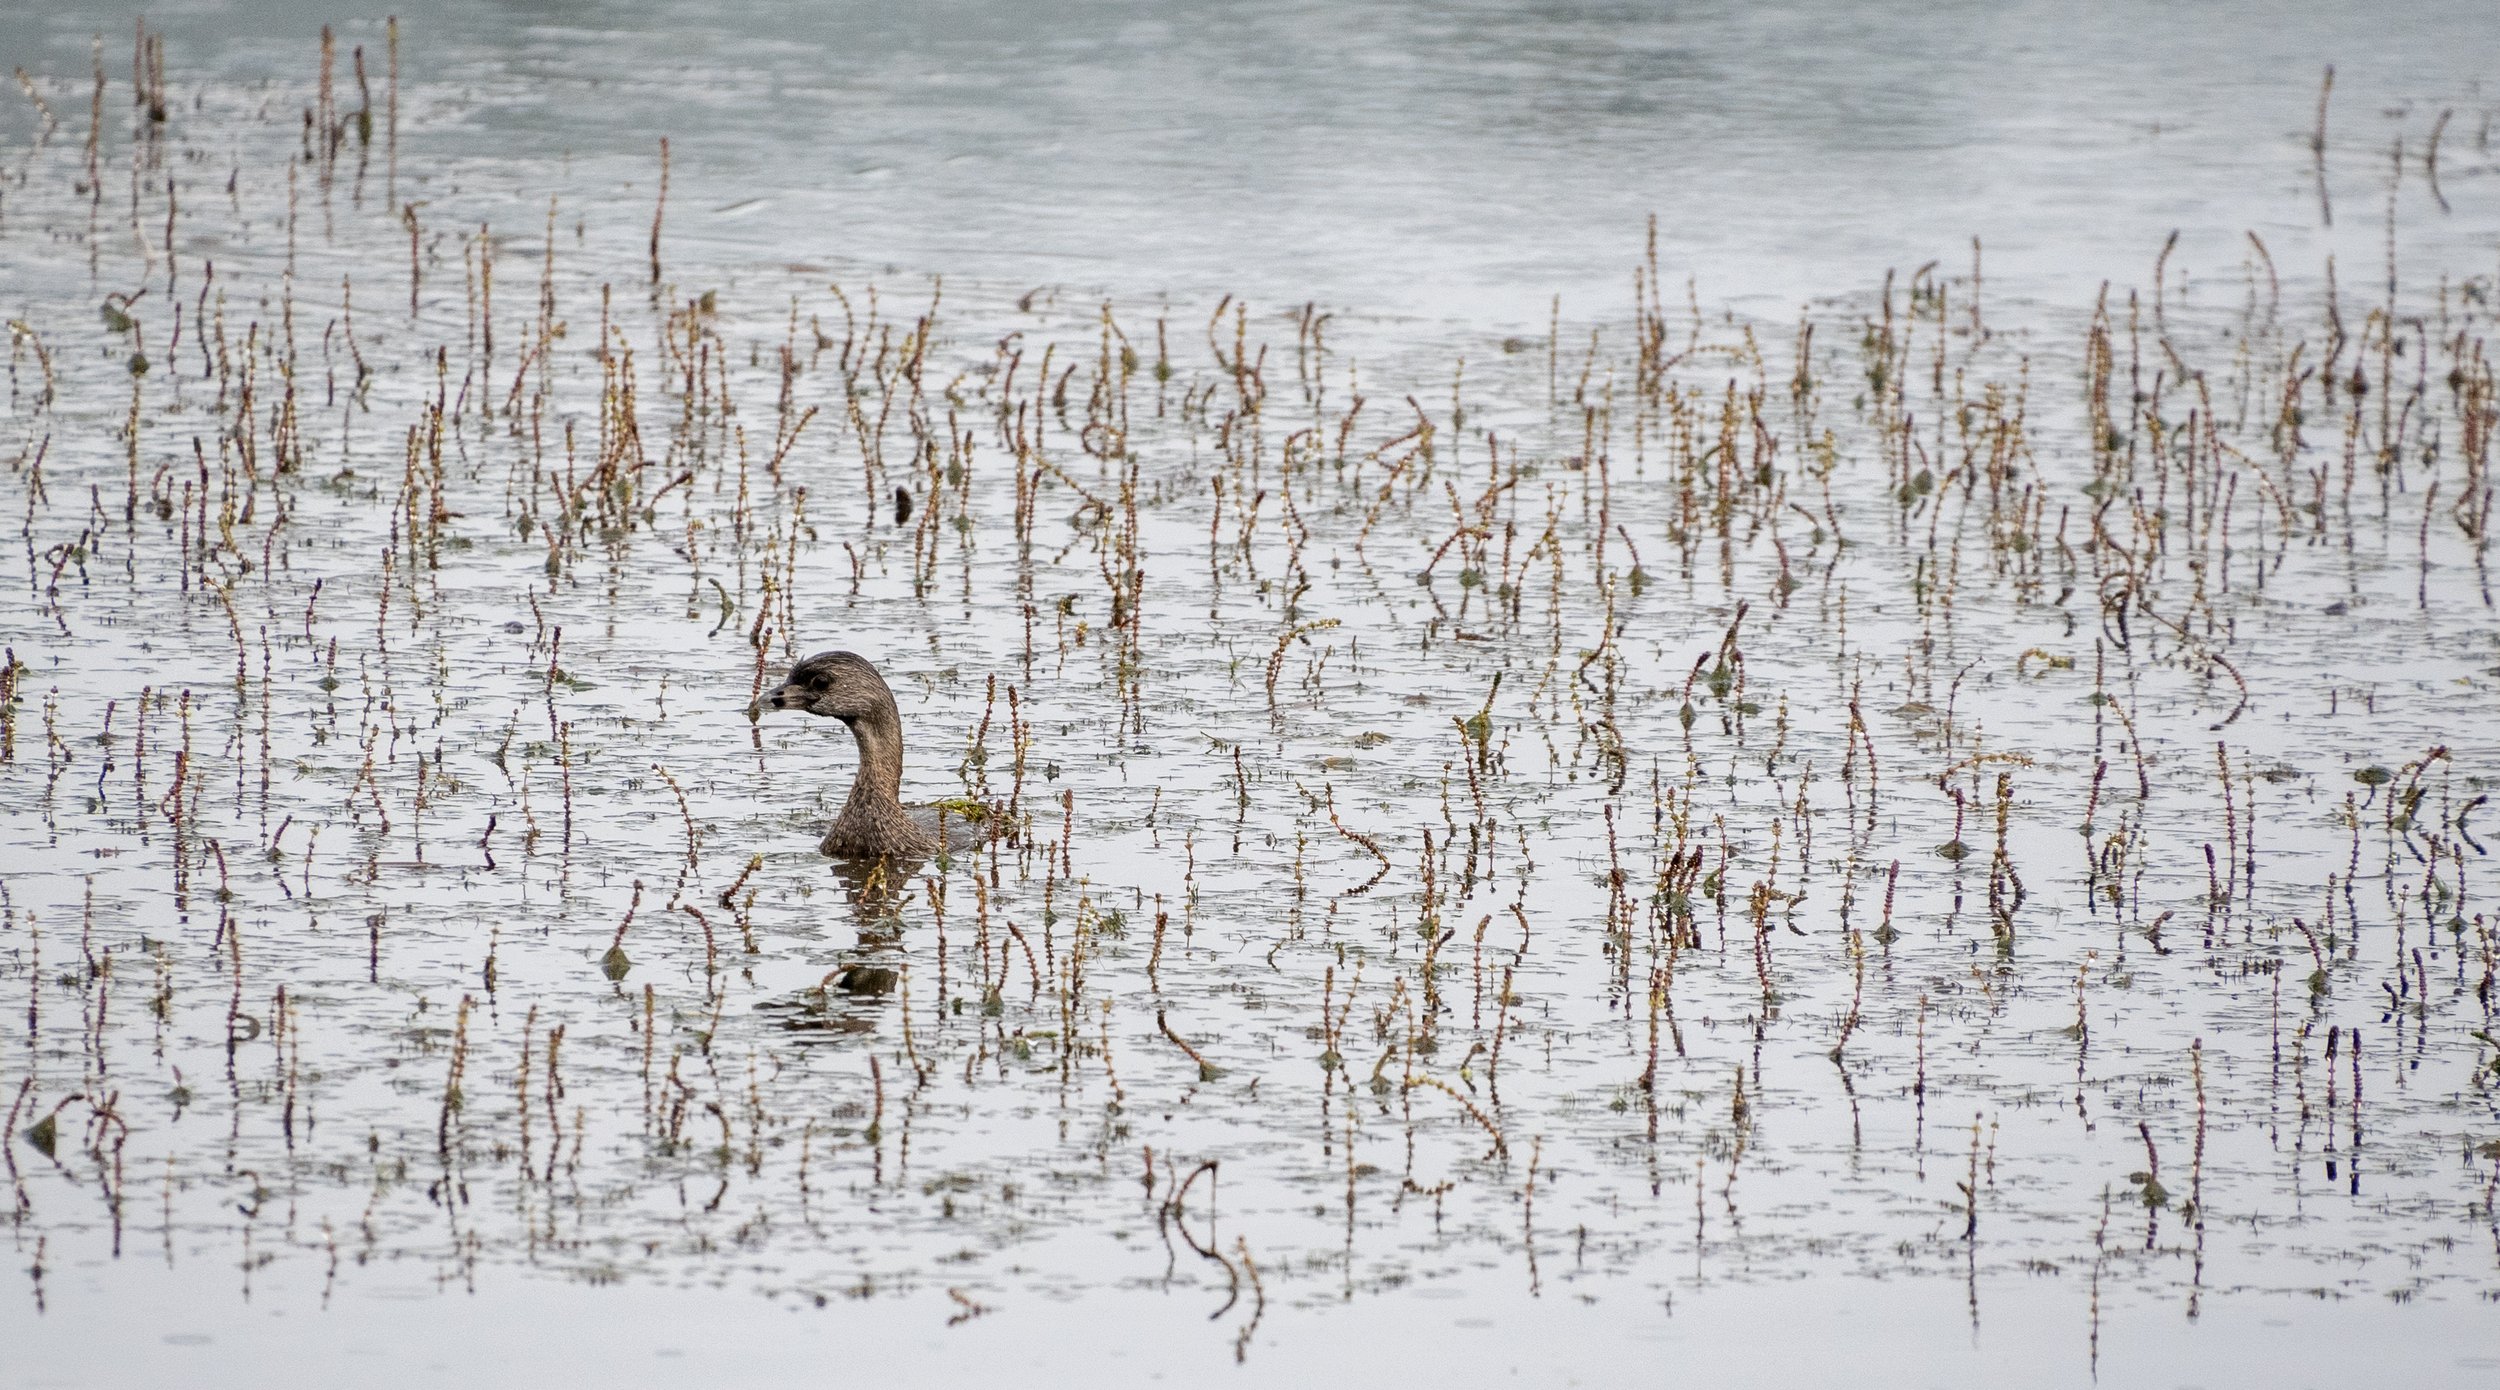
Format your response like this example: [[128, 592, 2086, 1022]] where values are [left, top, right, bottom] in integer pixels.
[[1, 18, 2497, 1381]]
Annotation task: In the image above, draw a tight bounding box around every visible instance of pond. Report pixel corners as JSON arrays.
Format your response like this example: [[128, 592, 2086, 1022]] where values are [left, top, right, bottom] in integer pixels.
[[2, 5, 2498, 1385]]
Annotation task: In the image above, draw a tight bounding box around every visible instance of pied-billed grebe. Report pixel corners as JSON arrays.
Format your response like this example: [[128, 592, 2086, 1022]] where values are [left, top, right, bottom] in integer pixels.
[[764, 650, 993, 860]]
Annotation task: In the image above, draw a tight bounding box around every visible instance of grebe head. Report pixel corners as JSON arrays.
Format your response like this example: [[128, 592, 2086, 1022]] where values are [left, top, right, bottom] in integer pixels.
[[765, 650, 898, 728]]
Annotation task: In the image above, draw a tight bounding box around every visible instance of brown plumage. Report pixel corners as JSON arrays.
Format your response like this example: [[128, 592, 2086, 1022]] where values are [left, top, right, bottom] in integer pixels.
[[764, 650, 991, 860]]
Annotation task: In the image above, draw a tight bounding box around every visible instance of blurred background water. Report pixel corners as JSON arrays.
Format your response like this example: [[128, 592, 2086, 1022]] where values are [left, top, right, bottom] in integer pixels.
[[7, 0, 2495, 322]]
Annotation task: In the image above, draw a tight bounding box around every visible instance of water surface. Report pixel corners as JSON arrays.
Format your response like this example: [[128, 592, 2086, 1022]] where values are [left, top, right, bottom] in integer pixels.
[[2, 6, 2499, 1386]]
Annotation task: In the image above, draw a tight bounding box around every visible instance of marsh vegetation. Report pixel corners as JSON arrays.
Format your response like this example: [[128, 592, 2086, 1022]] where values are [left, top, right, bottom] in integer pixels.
[[3, 16, 2498, 1385]]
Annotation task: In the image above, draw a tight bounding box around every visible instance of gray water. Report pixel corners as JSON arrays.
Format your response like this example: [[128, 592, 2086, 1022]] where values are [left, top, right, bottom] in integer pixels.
[[9, 0, 2500, 320], [3, 4, 2500, 1386]]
